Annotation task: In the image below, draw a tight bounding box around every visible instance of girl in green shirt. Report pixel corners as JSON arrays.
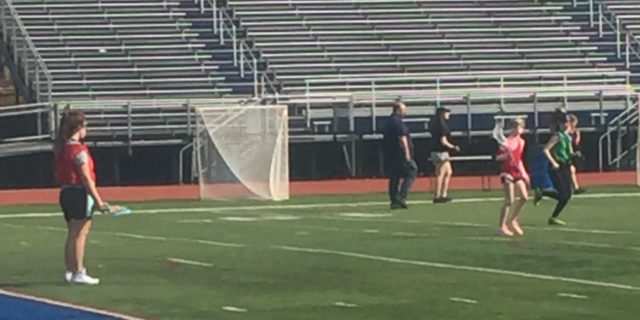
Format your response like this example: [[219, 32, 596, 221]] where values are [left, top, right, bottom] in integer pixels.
[[541, 114, 574, 225]]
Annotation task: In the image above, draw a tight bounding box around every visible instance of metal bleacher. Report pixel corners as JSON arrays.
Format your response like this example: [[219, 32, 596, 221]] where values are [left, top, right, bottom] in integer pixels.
[[597, 0, 640, 79], [0, 98, 249, 158], [209, 0, 634, 138], [545, 0, 640, 80], [225, 0, 626, 93], [599, 0, 640, 36], [0, 0, 637, 158], [1, 0, 255, 101], [2, 0, 636, 103]]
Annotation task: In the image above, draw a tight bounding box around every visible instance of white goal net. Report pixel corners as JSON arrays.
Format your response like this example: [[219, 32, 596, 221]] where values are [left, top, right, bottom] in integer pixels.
[[195, 104, 289, 201]]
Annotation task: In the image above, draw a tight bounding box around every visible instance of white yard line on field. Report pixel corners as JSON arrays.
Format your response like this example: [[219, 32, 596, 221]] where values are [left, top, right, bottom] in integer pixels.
[[1, 192, 638, 219], [557, 241, 614, 249], [6, 219, 639, 253], [115, 232, 166, 241], [434, 222, 491, 228], [545, 227, 632, 235], [221, 306, 248, 313], [333, 301, 358, 308], [1, 223, 245, 248], [4, 222, 640, 292], [167, 257, 213, 268], [557, 293, 589, 299], [309, 216, 635, 235], [392, 232, 419, 237], [449, 297, 478, 304], [272, 245, 640, 292], [178, 219, 213, 223], [466, 236, 512, 242], [339, 213, 393, 218], [306, 221, 640, 251]]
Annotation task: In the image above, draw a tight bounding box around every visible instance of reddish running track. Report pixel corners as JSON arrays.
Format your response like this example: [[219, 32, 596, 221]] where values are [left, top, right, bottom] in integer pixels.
[[0, 172, 636, 206]]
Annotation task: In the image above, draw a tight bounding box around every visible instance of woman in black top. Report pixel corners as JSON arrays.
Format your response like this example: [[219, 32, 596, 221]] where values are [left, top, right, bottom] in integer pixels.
[[430, 107, 460, 203]]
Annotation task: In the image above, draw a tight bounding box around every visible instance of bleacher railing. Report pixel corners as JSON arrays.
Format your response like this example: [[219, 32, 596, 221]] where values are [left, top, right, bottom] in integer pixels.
[[0, 0, 52, 103], [300, 71, 633, 131], [598, 96, 639, 171], [196, 0, 279, 98], [0, 103, 51, 144], [591, 0, 640, 65]]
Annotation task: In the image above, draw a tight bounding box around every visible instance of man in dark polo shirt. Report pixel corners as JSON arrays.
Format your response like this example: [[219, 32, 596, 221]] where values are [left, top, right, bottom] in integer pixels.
[[382, 100, 418, 209]]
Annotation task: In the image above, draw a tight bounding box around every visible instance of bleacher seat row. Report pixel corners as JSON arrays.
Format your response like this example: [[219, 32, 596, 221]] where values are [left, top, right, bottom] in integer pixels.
[[598, 0, 640, 39], [0, 0, 636, 106], [4, 0, 256, 100], [223, 0, 628, 95]]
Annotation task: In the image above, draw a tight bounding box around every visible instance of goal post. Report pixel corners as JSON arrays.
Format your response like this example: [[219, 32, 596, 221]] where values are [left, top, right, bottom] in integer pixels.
[[195, 104, 289, 201]]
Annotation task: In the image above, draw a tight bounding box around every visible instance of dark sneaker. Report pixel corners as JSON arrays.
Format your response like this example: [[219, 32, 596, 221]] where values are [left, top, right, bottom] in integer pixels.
[[574, 188, 587, 195], [433, 198, 447, 204], [390, 202, 408, 210]]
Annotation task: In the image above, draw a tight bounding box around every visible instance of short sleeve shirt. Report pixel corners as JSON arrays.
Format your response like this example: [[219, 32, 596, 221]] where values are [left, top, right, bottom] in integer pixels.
[[75, 150, 89, 166], [382, 115, 413, 162], [431, 124, 451, 152]]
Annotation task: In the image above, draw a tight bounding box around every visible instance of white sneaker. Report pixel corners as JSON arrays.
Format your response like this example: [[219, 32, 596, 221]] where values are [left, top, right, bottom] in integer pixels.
[[65, 267, 85, 283], [70, 271, 100, 285]]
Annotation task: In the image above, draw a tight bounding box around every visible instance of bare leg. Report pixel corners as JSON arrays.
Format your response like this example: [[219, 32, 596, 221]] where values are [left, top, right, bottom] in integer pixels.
[[441, 161, 453, 198], [434, 162, 444, 199], [570, 165, 580, 190], [499, 181, 514, 228], [71, 219, 92, 273], [511, 180, 529, 230], [65, 221, 76, 272]]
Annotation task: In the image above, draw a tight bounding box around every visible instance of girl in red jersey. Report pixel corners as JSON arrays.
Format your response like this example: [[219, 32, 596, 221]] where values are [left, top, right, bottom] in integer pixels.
[[495, 118, 529, 236], [55, 109, 105, 285]]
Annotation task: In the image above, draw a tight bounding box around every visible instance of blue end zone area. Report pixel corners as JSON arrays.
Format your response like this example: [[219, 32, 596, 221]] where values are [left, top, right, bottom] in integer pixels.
[[0, 291, 123, 320]]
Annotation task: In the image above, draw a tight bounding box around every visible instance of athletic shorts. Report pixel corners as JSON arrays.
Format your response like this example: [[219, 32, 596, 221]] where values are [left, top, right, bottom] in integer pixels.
[[59, 185, 95, 222], [430, 151, 450, 164], [500, 173, 526, 184], [571, 157, 581, 169]]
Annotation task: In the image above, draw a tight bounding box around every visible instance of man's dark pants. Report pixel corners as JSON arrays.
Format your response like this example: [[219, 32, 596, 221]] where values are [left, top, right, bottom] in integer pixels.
[[388, 159, 418, 205]]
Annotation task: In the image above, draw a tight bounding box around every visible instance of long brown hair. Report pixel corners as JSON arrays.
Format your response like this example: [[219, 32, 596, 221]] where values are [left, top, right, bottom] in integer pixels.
[[54, 106, 86, 156]]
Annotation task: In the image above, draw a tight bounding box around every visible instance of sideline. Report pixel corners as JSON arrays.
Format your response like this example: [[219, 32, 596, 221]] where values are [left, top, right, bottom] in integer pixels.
[[1, 192, 638, 219]]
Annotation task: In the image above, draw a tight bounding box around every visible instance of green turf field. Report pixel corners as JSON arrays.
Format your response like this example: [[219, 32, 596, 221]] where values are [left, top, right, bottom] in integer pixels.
[[1, 186, 640, 320]]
